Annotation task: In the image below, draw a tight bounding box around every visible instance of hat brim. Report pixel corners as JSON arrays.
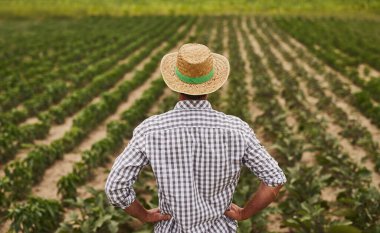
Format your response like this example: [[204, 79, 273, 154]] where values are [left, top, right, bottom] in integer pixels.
[[160, 52, 230, 95]]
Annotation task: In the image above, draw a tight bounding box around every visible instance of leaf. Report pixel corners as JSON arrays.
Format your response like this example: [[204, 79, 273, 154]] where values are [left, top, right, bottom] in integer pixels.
[[108, 220, 119, 233], [94, 215, 112, 229], [328, 225, 362, 233]]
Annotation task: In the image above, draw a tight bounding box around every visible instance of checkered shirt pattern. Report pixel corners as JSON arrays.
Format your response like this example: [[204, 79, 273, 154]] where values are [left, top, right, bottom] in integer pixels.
[[105, 100, 286, 232]]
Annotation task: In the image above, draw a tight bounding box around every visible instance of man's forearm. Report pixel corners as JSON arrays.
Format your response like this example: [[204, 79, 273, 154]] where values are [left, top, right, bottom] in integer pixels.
[[124, 199, 147, 221], [242, 181, 283, 219]]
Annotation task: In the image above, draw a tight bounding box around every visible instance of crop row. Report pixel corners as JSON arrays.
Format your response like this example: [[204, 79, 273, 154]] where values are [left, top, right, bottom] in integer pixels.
[[6, 78, 168, 233], [5, 17, 197, 232], [3, 16, 202, 233], [0, 18, 164, 125], [56, 19, 195, 200], [260, 18, 380, 173], [0, 17, 191, 217], [273, 17, 380, 128], [0, 17, 179, 164], [0, 17, 160, 114], [0, 17, 150, 89], [273, 17, 380, 74], [247, 17, 379, 231]]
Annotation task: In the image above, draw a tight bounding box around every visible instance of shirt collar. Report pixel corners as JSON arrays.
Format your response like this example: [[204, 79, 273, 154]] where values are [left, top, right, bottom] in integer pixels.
[[174, 100, 213, 110]]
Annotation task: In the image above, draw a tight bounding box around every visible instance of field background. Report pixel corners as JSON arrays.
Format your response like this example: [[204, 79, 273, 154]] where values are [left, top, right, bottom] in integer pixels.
[[0, 1, 380, 233], [1, 0, 380, 17]]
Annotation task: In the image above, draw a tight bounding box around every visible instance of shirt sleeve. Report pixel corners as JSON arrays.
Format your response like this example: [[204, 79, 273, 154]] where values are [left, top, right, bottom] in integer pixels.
[[242, 127, 287, 187], [105, 126, 149, 209]]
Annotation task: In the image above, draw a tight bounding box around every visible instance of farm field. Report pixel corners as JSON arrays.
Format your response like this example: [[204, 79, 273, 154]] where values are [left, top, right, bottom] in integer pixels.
[[0, 15, 380, 232], [1, 0, 380, 17]]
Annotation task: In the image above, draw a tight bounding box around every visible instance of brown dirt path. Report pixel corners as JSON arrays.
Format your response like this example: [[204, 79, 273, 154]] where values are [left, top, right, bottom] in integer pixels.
[[358, 64, 380, 82], [254, 20, 380, 189]]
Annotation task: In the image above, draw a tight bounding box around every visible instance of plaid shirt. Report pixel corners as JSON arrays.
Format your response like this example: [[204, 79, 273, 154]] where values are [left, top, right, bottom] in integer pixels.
[[105, 100, 286, 232]]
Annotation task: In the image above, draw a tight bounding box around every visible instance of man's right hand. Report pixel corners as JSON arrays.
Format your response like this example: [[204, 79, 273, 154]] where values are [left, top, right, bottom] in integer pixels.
[[224, 203, 247, 221]]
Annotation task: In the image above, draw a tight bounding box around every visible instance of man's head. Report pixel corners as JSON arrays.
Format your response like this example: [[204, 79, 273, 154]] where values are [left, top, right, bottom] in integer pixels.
[[160, 43, 230, 96]]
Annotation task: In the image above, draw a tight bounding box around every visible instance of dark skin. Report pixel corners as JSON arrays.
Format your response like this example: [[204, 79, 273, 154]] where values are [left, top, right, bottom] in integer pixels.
[[123, 93, 283, 223]]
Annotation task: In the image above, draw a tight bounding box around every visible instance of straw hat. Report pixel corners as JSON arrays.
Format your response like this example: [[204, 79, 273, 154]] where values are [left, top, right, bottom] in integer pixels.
[[160, 43, 230, 95]]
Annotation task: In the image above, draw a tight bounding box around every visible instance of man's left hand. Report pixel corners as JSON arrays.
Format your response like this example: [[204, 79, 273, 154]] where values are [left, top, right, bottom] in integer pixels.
[[141, 208, 172, 223]]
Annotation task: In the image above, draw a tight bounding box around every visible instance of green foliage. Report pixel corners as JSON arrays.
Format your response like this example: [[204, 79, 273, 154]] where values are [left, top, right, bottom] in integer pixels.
[[328, 225, 362, 233], [57, 188, 130, 233], [0, 16, 168, 163], [1, 0, 380, 17], [7, 197, 63, 233], [1, 15, 380, 233], [337, 187, 380, 231], [0, 15, 191, 212], [273, 16, 380, 128]]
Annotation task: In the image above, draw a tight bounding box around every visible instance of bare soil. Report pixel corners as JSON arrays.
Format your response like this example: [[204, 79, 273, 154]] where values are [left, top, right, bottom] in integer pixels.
[[358, 64, 380, 82]]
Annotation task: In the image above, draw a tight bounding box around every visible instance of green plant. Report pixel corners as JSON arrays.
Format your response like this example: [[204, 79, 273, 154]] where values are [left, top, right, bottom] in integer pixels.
[[7, 197, 63, 233], [57, 188, 132, 233]]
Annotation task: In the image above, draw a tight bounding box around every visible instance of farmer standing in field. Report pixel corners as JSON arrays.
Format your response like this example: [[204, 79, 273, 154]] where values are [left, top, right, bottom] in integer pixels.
[[105, 43, 287, 232]]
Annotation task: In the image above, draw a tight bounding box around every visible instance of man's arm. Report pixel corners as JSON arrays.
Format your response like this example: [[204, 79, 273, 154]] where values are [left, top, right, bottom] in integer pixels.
[[124, 199, 171, 223], [105, 144, 172, 223], [104, 144, 147, 209], [105, 125, 171, 223], [225, 182, 283, 221], [225, 126, 286, 221]]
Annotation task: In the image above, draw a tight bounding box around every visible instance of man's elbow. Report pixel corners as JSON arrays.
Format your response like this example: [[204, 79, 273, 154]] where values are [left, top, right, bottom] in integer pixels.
[[276, 176, 287, 189], [263, 174, 287, 189], [104, 178, 115, 203]]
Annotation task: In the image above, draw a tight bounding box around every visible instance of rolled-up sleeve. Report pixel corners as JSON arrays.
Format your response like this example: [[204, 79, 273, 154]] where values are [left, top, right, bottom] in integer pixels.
[[242, 127, 286, 187], [105, 126, 149, 209]]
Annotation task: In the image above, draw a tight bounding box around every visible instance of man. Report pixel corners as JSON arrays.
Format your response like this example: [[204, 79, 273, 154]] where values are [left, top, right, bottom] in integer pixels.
[[105, 43, 286, 232]]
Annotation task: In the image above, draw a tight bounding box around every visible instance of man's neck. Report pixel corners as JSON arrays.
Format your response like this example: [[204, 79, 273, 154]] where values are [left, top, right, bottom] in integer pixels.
[[179, 93, 208, 101]]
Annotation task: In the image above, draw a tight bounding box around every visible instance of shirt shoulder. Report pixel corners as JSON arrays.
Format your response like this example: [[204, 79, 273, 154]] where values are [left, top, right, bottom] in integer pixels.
[[136, 108, 252, 136]]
